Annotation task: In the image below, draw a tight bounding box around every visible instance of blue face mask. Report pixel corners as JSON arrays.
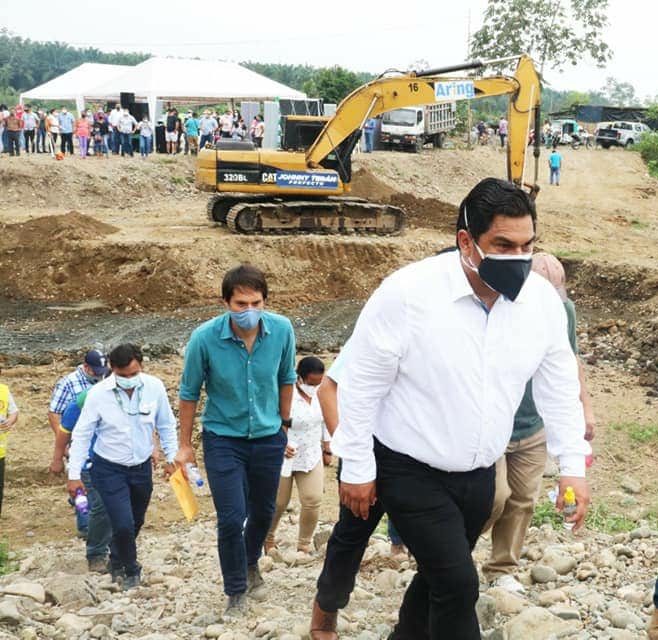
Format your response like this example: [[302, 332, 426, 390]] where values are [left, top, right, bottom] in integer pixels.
[[230, 308, 262, 330], [115, 374, 141, 390]]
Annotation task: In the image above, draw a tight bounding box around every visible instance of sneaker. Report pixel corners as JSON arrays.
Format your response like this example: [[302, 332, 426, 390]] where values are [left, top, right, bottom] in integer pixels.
[[247, 564, 266, 601], [223, 592, 247, 619], [122, 573, 141, 591], [87, 557, 110, 573], [493, 574, 526, 595]]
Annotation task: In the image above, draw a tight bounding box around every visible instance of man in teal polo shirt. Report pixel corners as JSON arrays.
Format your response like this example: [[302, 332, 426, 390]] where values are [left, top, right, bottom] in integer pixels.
[[176, 264, 296, 618]]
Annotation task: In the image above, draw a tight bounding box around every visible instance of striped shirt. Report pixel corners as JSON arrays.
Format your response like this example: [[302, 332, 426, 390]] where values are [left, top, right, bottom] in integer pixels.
[[49, 366, 93, 415]]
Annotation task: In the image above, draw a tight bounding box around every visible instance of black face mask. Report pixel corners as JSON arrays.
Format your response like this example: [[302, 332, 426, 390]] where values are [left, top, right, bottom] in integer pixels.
[[474, 250, 532, 301], [462, 206, 533, 301]]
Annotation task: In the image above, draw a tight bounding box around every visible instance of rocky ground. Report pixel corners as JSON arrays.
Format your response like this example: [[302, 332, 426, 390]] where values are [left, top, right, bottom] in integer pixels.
[[0, 505, 656, 640], [1, 145, 658, 638]]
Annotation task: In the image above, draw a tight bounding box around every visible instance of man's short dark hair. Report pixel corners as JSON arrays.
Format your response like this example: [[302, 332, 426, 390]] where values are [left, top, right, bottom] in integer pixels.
[[222, 265, 268, 301], [297, 356, 325, 379], [109, 343, 143, 369], [455, 178, 536, 243]]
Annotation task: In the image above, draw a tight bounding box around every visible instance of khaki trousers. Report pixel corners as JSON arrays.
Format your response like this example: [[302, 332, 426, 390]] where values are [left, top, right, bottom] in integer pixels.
[[266, 460, 324, 549], [482, 428, 547, 580]]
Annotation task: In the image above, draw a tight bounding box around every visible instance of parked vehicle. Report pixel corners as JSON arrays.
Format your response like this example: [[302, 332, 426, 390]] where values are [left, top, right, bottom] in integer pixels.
[[595, 121, 651, 148], [549, 119, 583, 149], [379, 103, 456, 153]]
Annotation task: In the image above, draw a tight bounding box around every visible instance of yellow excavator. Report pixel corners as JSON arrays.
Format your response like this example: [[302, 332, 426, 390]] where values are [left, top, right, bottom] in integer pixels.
[[196, 54, 541, 234]]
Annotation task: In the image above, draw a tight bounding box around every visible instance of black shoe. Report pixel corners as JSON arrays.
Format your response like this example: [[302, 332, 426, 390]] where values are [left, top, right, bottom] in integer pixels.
[[122, 573, 141, 591], [223, 592, 247, 619]]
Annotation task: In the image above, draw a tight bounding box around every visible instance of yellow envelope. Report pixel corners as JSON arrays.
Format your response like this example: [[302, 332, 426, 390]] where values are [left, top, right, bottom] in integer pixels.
[[169, 467, 199, 522]]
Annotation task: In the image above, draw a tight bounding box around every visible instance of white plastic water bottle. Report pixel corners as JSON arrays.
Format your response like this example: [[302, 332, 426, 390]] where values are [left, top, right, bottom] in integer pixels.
[[185, 464, 204, 488], [74, 489, 89, 515]]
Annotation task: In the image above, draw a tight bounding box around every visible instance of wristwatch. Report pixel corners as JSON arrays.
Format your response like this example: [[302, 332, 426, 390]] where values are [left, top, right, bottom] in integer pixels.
[[281, 418, 292, 429]]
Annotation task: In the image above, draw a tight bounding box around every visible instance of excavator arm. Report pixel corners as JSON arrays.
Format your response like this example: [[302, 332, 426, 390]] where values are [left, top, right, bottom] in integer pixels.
[[306, 55, 541, 192]]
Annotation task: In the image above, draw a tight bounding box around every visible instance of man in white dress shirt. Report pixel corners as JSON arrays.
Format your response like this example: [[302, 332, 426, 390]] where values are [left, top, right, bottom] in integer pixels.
[[329, 177, 591, 640], [67, 343, 178, 590]]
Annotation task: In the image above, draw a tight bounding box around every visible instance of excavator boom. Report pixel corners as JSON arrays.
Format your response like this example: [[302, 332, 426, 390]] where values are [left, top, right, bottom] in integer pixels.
[[306, 55, 541, 190]]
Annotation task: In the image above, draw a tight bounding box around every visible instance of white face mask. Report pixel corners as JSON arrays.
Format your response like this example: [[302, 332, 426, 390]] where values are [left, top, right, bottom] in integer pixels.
[[298, 381, 319, 398]]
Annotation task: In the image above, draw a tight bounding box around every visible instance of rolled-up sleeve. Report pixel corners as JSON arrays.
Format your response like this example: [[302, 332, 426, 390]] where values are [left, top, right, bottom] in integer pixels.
[[179, 330, 206, 402], [155, 381, 178, 462], [278, 321, 297, 386], [532, 296, 590, 478], [331, 276, 406, 484]]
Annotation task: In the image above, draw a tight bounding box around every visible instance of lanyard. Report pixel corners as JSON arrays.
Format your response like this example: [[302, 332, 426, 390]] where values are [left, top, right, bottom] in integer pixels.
[[113, 387, 150, 416]]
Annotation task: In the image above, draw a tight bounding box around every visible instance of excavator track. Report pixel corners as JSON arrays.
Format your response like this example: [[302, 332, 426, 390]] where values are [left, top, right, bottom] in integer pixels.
[[224, 198, 406, 235], [207, 193, 268, 224]]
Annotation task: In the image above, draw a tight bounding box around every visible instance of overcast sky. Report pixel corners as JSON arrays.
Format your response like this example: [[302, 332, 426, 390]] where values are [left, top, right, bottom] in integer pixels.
[[2, 0, 656, 99]]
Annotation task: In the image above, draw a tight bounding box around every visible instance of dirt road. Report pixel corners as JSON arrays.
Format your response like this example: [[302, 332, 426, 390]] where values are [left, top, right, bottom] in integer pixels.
[[1, 145, 658, 551]]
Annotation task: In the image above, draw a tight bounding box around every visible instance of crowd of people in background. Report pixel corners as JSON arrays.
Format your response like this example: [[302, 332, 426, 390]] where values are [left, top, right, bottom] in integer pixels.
[[0, 103, 265, 159]]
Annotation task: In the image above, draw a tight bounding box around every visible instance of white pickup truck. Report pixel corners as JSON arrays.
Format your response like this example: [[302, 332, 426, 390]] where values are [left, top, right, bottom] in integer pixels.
[[595, 121, 651, 148]]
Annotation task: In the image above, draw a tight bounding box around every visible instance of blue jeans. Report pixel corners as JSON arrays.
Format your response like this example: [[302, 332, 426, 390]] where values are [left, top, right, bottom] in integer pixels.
[[91, 455, 152, 576], [654, 578, 658, 607], [388, 519, 403, 546], [203, 429, 286, 595], [550, 166, 560, 184], [139, 135, 152, 156], [81, 467, 112, 561], [363, 130, 374, 152], [36, 128, 46, 152], [199, 133, 214, 149], [111, 128, 120, 153], [120, 133, 133, 156]]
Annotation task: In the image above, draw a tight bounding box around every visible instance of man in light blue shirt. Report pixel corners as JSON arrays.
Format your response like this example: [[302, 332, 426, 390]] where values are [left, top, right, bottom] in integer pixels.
[[67, 343, 178, 590], [176, 264, 296, 618], [57, 106, 75, 154], [198, 110, 218, 150]]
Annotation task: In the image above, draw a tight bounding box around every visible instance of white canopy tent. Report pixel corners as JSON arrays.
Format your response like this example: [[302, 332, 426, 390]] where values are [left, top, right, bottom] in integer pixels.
[[20, 63, 131, 114], [83, 57, 306, 122]]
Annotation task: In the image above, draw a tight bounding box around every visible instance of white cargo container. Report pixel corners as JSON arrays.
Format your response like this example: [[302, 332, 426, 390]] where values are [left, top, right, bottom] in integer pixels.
[[379, 102, 456, 153]]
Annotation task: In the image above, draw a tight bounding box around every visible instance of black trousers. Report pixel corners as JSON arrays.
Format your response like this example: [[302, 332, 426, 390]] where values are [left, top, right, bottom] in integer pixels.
[[316, 491, 385, 612], [375, 438, 495, 640], [24, 129, 35, 152], [60, 133, 73, 154]]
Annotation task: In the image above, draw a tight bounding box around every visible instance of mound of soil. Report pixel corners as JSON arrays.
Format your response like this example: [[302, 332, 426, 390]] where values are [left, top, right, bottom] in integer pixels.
[[0, 211, 197, 310], [390, 193, 458, 232], [349, 167, 397, 202]]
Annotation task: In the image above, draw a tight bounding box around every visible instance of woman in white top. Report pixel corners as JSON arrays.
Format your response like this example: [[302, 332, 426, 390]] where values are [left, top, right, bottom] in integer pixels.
[[266, 356, 331, 554]]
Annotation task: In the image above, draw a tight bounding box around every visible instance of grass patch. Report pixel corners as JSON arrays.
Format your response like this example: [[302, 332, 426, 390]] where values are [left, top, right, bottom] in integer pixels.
[[630, 219, 650, 230], [0, 540, 18, 576], [532, 498, 651, 533], [609, 421, 658, 444], [170, 175, 187, 186]]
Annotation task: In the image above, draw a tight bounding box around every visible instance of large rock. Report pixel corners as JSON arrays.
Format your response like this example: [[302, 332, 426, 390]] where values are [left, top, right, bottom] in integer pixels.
[[0, 581, 46, 603], [475, 593, 496, 629], [486, 587, 525, 614], [538, 589, 568, 607], [531, 565, 557, 584], [0, 598, 22, 626], [541, 546, 577, 575], [44, 574, 97, 607], [55, 613, 93, 634], [375, 569, 399, 593], [505, 607, 581, 639], [605, 605, 644, 629]]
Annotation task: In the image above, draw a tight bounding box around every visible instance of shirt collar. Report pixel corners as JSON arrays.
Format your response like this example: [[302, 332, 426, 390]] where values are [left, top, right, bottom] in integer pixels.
[[446, 249, 531, 305], [216, 311, 271, 340]]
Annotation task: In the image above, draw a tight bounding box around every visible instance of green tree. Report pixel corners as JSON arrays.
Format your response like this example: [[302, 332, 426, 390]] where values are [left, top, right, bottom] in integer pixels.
[[470, 0, 612, 73], [600, 76, 638, 106], [313, 66, 363, 104]]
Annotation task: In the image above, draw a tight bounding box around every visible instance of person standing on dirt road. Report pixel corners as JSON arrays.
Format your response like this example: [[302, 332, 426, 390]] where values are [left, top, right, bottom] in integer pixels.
[[67, 343, 178, 590], [498, 116, 508, 148], [324, 178, 591, 640], [5, 108, 22, 156], [117, 109, 137, 157], [58, 107, 75, 155], [363, 118, 376, 153], [481, 251, 595, 596], [108, 104, 122, 154], [549, 148, 562, 186], [176, 264, 296, 619]]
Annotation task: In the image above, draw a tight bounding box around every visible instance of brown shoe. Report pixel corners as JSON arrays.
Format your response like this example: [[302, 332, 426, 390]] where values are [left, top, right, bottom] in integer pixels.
[[310, 599, 338, 639], [648, 607, 658, 640]]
